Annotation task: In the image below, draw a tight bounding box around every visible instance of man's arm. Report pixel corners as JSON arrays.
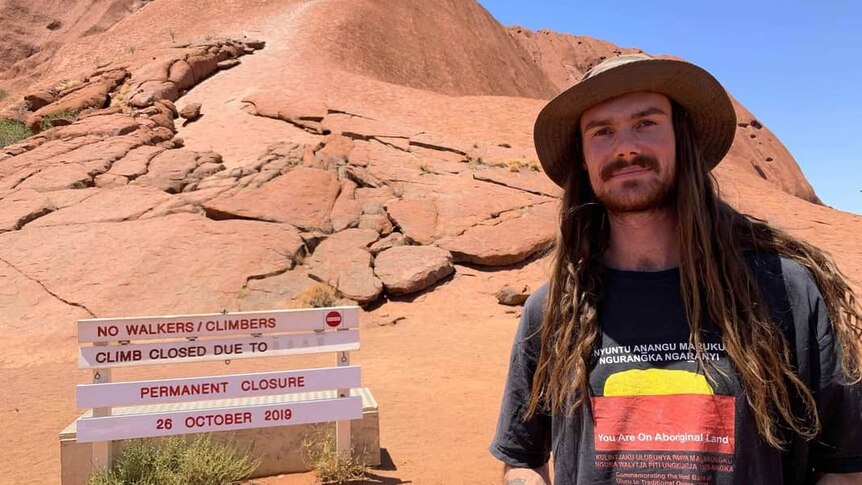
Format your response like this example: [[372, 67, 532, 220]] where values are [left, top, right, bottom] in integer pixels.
[[817, 473, 862, 485], [489, 286, 554, 475], [503, 464, 551, 485]]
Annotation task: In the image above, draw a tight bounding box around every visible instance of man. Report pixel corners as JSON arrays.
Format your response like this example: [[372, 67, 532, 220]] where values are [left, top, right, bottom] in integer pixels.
[[490, 54, 862, 484]]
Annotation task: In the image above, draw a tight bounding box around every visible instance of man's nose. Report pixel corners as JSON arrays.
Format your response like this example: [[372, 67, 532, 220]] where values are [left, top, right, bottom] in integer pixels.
[[613, 129, 640, 160]]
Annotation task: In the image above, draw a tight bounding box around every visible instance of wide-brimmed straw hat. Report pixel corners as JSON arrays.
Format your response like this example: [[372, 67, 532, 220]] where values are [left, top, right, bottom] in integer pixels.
[[534, 53, 736, 188]]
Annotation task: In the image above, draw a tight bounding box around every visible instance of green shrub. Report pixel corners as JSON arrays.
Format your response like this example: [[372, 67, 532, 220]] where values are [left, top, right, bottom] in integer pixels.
[[39, 109, 78, 131], [87, 434, 259, 485], [0, 118, 33, 148]]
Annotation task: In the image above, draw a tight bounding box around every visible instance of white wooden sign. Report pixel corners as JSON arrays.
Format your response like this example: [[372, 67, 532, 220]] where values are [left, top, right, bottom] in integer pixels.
[[77, 365, 361, 408], [75, 396, 363, 443], [78, 307, 359, 343], [79, 329, 359, 369]]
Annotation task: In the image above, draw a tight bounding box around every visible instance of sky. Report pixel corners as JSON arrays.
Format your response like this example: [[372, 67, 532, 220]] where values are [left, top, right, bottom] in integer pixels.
[[478, 1, 862, 215]]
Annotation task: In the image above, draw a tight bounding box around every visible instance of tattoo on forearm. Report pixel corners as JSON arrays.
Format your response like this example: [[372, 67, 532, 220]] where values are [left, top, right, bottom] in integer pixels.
[[507, 479, 527, 485]]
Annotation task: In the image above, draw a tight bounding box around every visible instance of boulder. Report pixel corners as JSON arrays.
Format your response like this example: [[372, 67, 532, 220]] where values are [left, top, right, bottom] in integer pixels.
[[180, 102, 202, 121], [308, 228, 382, 304], [329, 179, 362, 232], [359, 213, 393, 235], [438, 204, 556, 266], [168, 60, 195, 92], [217, 59, 241, 70], [24, 90, 56, 111], [373, 246, 454, 295], [495, 284, 531, 306], [128, 80, 179, 108], [134, 149, 202, 193], [369, 232, 407, 255]]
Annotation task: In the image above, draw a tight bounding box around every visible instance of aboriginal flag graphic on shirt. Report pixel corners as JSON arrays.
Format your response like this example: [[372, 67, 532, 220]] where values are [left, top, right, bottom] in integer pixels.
[[591, 367, 736, 480]]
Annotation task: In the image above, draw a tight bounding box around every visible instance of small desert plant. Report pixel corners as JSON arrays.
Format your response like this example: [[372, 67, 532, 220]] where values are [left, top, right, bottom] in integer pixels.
[[0, 89, 7, 101], [297, 283, 339, 308], [487, 159, 541, 173], [110, 82, 134, 114], [418, 163, 432, 174], [302, 425, 368, 484], [0, 118, 33, 148], [39, 109, 78, 131], [169, 29, 177, 43], [466, 154, 485, 169], [87, 434, 259, 485], [54, 78, 83, 93], [15, 100, 32, 122]]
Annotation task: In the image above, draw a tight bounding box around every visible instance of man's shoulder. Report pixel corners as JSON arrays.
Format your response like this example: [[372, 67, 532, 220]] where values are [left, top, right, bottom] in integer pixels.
[[744, 251, 818, 299], [524, 283, 550, 312], [744, 251, 822, 328], [514, 283, 549, 341]]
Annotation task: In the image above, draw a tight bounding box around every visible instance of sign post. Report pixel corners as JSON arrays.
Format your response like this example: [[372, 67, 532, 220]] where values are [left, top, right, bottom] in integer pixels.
[[91, 342, 112, 470], [336, 347, 351, 459]]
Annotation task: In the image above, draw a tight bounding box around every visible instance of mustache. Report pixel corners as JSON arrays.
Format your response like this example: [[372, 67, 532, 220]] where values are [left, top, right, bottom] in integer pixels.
[[600, 155, 659, 181]]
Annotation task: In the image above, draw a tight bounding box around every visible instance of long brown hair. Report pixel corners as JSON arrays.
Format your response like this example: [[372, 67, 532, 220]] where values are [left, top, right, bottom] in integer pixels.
[[525, 101, 862, 448]]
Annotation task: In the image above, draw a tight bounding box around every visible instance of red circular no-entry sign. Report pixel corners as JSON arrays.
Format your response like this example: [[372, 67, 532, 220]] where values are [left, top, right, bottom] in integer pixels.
[[325, 311, 342, 327]]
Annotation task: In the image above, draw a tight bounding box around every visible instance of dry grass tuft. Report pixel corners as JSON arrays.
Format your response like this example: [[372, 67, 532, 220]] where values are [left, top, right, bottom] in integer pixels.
[[301, 425, 368, 484], [297, 283, 339, 308]]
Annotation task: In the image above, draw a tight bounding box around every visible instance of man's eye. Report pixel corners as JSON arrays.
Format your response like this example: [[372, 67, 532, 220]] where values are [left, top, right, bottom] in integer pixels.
[[636, 120, 657, 128], [594, 128, 612, 137]]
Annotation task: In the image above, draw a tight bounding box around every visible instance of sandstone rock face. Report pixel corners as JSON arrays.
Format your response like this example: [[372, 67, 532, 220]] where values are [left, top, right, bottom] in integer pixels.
[[27, 69, 128, 130], [386, 199, 437, 245], [308, 228, 382, 304], [374, 246, 454, 295], [300, 0, 555, 98], [135, 149, 223, 193], [330, 179, 363, 232], [27, 185, 173, 227], [438, 203, 556, 266], [0, 1, 143, 78], [203, 167, 340, 230], [23, 90, 56, 111], [0, 213, 306, 317], [0, 189, 55, 232]]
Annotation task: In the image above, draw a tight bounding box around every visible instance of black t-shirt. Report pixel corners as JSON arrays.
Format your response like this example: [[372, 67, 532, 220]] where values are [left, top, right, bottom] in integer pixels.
[[490, 253, 862, 484]]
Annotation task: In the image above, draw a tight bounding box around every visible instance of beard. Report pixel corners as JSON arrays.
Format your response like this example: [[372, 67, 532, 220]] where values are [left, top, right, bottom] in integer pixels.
[[593, 155, 676, 214]]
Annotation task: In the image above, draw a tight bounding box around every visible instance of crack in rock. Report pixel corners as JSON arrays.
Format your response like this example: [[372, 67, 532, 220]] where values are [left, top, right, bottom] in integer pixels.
[[8, 168, 44, 191], [0, 256, 96, 317], [242, 266, 293, 290], [325, 109, 376, 121], [408, 140, 467, 156], [472, 173, 557, 198]]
